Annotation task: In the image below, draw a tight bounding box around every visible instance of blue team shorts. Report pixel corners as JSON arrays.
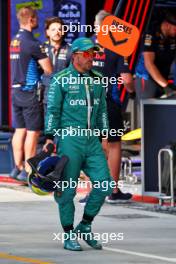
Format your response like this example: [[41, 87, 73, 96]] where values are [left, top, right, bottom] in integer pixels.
[[12, 88, 44, 131]]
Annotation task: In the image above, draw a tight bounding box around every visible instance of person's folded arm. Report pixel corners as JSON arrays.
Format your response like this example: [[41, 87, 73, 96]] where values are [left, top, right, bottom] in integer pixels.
[[143, 51, 168, 88], [38, 57, 53, 75]]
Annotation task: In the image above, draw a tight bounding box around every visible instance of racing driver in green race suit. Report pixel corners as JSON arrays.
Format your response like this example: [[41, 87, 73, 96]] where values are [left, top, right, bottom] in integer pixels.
[[44, 37, 113, 251]]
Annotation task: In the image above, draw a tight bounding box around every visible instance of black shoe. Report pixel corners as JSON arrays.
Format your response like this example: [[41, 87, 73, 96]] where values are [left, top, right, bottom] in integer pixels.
[[106, 189, 132, 204], [9, 167, 21, 179]]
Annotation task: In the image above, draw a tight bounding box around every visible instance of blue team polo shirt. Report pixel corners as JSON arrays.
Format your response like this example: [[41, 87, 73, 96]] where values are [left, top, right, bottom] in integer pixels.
[[10, 28, 47, 91]]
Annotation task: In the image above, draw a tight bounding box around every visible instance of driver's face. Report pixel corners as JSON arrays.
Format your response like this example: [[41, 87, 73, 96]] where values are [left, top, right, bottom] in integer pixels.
[[73, 49, 95, 72]]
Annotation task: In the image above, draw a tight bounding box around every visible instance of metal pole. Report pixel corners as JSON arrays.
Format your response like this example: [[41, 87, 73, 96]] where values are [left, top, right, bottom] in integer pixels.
[[158, 148, 175, 207], [158, 149, 163, 206]]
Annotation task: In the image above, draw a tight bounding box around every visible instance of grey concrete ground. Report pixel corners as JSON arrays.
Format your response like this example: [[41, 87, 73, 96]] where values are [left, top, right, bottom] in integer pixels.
[[0, 186, 176, 264]]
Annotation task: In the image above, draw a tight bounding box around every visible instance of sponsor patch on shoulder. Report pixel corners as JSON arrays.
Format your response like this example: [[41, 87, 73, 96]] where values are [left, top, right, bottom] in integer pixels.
[[144, 34, 152, 46]]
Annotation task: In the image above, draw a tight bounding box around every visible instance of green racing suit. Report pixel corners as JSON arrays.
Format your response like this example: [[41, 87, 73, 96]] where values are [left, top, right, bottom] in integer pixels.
[[45, 63, 113, 229]]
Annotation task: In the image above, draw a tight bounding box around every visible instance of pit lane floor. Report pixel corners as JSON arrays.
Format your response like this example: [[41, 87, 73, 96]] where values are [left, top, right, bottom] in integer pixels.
[[0, 186, 176, 264]]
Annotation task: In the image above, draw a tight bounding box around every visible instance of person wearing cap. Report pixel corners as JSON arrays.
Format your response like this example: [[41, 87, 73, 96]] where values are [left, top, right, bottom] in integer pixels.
[[42, 17, 71, 111], [135, 10, 176, 100], [44, 37, 113, 251]]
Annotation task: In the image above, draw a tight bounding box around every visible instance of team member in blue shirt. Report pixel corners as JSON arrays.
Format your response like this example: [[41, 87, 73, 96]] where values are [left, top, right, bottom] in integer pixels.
[[135, 11, 176, 100], [10, 6, 52, 181]]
